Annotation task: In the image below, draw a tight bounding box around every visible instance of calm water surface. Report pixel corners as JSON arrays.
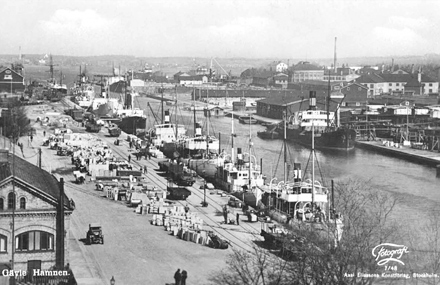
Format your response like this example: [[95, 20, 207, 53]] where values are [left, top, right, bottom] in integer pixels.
[[139, 98, 440, 211]]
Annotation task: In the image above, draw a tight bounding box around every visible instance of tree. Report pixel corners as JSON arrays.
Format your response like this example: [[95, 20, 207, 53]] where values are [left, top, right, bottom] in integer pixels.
[[0, 100, 31, 141], [210, 179, 402, 285]]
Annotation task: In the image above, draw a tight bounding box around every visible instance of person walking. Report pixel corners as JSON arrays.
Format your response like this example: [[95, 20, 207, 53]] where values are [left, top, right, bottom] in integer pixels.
[[144, 166, 147, 174], [236, 213, 240, 225], [43, 130, 46, 137], [181, 270, 187, 285], [128, 154, 131, 163], [30, 135, 33, 142], [174, 269, 181, 285]]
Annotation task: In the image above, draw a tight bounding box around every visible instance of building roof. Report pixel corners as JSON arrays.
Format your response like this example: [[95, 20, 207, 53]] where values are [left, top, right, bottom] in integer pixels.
[[291, 61, 322, 71], [0, 151, 72, 209], [0, 67, 24, 78], [355, 72, 437, 85], [180, 75, 206, 81], [404, 77, 423, 87]]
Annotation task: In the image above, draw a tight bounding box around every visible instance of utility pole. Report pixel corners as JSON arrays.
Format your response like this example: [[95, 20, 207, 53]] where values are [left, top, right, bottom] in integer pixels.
[[38, 148, 42, 168]]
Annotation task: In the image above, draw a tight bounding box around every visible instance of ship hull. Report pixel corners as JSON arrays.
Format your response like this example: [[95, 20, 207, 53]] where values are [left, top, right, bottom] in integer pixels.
[[280, 127, 356, 150], [117, 116, 147, 135]]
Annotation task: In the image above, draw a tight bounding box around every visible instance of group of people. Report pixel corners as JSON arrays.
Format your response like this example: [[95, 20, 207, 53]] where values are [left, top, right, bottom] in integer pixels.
[[174, 269, 188, 285]]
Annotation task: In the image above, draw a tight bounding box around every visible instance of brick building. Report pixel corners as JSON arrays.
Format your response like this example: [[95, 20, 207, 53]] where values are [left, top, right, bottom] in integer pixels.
[[0, 149, 74, 273]]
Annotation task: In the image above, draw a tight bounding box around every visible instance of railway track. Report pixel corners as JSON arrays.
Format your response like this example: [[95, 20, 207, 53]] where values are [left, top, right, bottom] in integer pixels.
[[97, 132, 263, 252]]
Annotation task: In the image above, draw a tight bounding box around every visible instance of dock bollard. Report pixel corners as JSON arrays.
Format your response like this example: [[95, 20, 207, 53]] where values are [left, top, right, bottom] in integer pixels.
[[437, 165, 440, 178]]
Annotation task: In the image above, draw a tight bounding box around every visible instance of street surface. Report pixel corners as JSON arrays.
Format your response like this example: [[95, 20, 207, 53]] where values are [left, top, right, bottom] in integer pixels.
[[19, 101, 266, 285]]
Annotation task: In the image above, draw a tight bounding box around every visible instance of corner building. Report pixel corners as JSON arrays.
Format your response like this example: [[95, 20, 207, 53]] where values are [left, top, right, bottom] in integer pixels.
[[0, 149, 73, 272]]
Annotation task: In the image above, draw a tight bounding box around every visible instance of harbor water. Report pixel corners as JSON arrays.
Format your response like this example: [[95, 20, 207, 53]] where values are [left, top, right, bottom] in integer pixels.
[[138, 96, 439, 226]]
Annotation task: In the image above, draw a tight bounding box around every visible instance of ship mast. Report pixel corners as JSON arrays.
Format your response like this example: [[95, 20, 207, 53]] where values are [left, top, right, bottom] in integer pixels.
[[283, 109, 287, 183], [248, 111, 252, 192], [312, 121, 315, 211]]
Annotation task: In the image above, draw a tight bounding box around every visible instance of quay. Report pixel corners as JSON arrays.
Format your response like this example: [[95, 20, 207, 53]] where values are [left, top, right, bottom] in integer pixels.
[[355, 140, 440, 167], [225, 110, 282, 125]]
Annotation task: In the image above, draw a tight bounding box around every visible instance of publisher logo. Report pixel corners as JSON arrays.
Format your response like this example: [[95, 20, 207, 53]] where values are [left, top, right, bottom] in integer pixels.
[[372, 243, 409, 266]]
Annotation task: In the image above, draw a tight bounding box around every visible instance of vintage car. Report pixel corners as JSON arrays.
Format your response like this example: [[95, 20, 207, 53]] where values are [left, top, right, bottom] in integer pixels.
[[86, 224, 104, 245]]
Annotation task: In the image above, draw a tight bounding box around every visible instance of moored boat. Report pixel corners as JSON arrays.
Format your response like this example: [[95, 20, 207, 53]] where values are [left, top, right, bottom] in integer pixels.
[[277, 91, 356, 150]]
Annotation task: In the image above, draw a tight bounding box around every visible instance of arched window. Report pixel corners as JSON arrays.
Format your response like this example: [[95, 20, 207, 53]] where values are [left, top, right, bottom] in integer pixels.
[[15, 231, 54, 252], [0, 234, 6, 253], [0, 198, 4, 210], [19, 197, 26, 209], [7, 192, 16, 210]]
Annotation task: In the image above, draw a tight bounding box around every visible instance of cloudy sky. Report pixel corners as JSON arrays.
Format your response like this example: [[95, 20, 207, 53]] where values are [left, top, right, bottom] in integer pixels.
[[2, 0, 440, 59]]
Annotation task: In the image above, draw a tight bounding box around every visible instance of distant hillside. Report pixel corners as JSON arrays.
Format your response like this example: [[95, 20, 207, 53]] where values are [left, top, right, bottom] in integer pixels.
[[1, 54, 439, 86]]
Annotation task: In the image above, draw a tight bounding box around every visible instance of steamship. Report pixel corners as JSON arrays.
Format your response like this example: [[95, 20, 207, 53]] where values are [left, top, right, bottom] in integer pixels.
[[277, 91, 356, 150]]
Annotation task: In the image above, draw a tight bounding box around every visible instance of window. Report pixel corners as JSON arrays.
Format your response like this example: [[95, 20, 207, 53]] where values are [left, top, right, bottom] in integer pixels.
[[370, 84, 374, 88], [429, 83, 433, 87], [8, 192, 15, 210], [389, 83, 392, 86], [0, 234, 6, 253], [0, 198, 3, 210], [396, 83, 400, 86], [356, 102, 360, 106], [19, 197, 26, 209], [4, 75, 12, 80], [15, 231, 54, 252], [341, 102, 346, 107], [346, 87, 350, 91]]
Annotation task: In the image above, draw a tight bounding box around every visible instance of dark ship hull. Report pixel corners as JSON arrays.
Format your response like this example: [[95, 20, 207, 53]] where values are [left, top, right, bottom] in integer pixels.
[[280, 126, 356, 150], [117, 116, 146, 135]]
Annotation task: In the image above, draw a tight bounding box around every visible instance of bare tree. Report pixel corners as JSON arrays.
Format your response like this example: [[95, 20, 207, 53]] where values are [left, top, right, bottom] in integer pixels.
[[209, 179, 402, 285]]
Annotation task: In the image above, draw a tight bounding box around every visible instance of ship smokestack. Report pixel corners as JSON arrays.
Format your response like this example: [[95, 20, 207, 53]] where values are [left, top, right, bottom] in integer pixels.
[[293, 163, 301, 182], [237, 148, 243, 165], [164, 110, 170, 124], [195, 122, 202, 137], [309, 91, 316, 110]]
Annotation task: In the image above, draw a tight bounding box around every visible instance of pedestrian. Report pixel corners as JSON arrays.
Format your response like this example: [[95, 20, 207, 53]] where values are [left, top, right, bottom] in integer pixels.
[[174, 269, 181, 285], [223, 205, 228, 224], [128, 154, 131, 163], [129, 141, 132, 149], [19, 142, 23, 153], [236, 213, 240, 225], [30, 135, 33, 142], [144, 166, 147, 174], [181, 270, 187, 285], [184, 204, 190, 213], [43, 130, 46, 137], [148, 152, 151, 160]]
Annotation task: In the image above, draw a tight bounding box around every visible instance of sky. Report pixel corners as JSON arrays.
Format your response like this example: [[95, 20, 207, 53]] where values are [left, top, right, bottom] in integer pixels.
[[1, 0, 440, 59]]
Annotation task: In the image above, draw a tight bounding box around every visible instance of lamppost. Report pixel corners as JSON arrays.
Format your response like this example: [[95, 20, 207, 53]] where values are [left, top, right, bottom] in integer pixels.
[[201, 170, 208, 207]]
